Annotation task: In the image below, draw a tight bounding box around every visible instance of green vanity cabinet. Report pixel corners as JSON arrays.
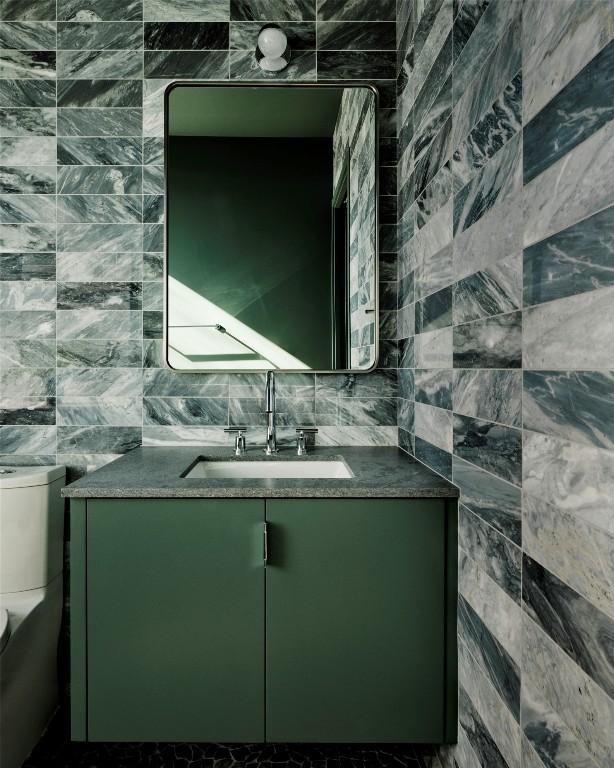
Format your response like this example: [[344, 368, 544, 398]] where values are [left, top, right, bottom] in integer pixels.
[[78, 499, 265, 743], [266, 499, 448, 743], [70, 496, 456, 744]]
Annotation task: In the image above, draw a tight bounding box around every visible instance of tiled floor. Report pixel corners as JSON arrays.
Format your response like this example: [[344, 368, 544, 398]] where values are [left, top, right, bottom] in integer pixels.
[[24, 710, 422, 767]]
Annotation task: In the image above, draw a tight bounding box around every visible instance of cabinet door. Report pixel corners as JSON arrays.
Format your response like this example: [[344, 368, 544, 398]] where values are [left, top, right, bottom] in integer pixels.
[[266, 498, 446, 743], [87, 499, 264, 742]]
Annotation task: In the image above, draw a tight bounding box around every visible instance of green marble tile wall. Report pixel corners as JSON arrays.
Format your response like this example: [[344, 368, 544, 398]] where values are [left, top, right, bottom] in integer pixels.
[[0, 0, 399, 478], [396, 0, 614, 766]]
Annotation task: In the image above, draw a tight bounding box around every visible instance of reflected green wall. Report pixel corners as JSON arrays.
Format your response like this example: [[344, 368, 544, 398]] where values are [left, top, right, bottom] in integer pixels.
[[168, 136, 333, 369]]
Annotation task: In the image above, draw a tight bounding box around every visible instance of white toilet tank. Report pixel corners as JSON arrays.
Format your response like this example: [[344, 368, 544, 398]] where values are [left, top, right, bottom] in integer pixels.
[[0, 466, 66, 595]]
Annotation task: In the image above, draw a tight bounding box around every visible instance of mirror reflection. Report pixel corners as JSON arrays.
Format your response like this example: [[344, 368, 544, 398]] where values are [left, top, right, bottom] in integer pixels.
[[165, 84, 378, 372]]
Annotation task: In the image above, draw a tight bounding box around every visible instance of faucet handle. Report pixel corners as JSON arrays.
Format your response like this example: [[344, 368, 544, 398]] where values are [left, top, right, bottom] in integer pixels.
[[225, 426, 248, 455], [295, 427, 318, 456]]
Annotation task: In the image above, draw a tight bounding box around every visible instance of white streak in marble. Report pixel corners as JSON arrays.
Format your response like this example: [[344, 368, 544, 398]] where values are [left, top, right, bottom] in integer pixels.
[[523, 0, 614, 122], [523, 430, 614, 536], [454, 369, 521, 428], [523, 285, 614, 369], [523, 491, 614, 621], [459, 549, 522, 665], [0, 137, 56, 166], [522, 613, 614, 767], [415, 401, 453, 452], [144, 0, 229, 22], [524, 121, 614, 247]]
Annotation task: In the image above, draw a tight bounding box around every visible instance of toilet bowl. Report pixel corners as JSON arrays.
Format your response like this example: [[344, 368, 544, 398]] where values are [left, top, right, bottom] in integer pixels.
[[0, 465, 66, 768]]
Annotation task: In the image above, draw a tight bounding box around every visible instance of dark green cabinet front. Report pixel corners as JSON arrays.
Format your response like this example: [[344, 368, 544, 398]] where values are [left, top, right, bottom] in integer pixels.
[[72, 496, 456, 744], [266, 499, 447, 743], [86, 499, 265, 742]]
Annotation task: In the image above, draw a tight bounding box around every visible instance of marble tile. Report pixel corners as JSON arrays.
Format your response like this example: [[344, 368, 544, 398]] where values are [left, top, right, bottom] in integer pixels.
[[57, 195, 142, 222], [0, 1, 55, 22], [458, 687, 511, 768], [56, 425, 141, 453], [0, 194, 56, 223], [459, 503, 520, 603], [523, 491, 614, 621], [56, 340, 142, 368], [0, 50, 56, 80], [56, 252, 142, 282], [315, 426, 398, 447], [144, 0, 228, 21], [453, 311, 521, 369], [458, 595, 520, 722], [415, 326, 452, 369], [143, 281, 163, 310], [57, 50, 143, 80], [453, 455, 521, 544], [523, 430, 614, 536], [57, 397, 142, 426], [452, 0, 490, 61], [453, 413, 521, 486], [0, 425, 56, 454], [318, 21, 395, 50], [521, 675, 598, 768], [57, 282, 142, 311], [0, 80, 56, 109], [316, 371, 397, 399], [0, 22, 56, 51], [58, 138, 142, 166], [57, 79, 143, 108], [522, 613, 614, 767], [0, 107, 56, 137], [397, 368, 414, 401], [0, 281, 55, 310], [523, 286, 614, 369], [57, 108, 143, 137], [230, 0, 315, 21], [415, 368, 452, 410], [1, 224, 56, 252], [317, 0, 395, 22], [524, 121, 614, 248], [452, 15, 521, 151], [57, 223, 142, 253], [144, 50, 228, 78], [459, 549, 522, 665], [0, 137, 56, 166], [523, 553, 614, 698], [397, 397, 414, 434], [143, 310, 163, 339], [414, 118, 452, 197], [0, 398, 55, 426], [453, 369, 521, 428], [523, 205, 614, 308], [56, 309, 142, 339], [523, 0, 614, 124], [57, 22, 143, 50], [0, 367, 55, 397], [451, 71, 521, 193], [523, 370, 614, 451], [453, 132, 521, 235], [317, 51, 396, 80], [0, 340, 56, 368], [0, 166, 56, 195], [414, 435, 452, 480], [416, 163, 452, 231], [145, 21, 229, 49], [524, 39, 614, 184], [0, 310, 55, 339], [56, 368, 141, 397], [230, 21, 315, 49], [58, 0, 143, 21], [452, 0, 520, 103], [143, 369, 228, 397], [414, 401, 452, 453], [415, 286, 452, 333], [453, 254, 522, 325], [0, 252, 55, 280], [143, 397, 228, 426]]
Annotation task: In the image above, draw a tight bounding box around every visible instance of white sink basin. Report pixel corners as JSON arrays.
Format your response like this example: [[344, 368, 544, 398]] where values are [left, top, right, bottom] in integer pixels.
[[184, 459, 354, 480]]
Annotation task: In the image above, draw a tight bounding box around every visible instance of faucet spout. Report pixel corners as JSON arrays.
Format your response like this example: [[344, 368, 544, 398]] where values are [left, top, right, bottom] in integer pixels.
[[264, 371, 277, 455]]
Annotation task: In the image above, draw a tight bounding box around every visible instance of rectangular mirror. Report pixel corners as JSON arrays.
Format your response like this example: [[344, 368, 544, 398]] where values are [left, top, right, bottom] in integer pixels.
[[165, 83, 378, 372]]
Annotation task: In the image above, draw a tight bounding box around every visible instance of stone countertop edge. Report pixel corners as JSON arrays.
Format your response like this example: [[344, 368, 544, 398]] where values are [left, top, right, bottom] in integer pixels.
[[62, 446, 459, 499]]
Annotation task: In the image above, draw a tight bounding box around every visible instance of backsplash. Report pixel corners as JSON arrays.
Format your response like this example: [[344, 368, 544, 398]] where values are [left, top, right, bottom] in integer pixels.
[[396, 0, 614, 766], [0, 0, 398, 478]]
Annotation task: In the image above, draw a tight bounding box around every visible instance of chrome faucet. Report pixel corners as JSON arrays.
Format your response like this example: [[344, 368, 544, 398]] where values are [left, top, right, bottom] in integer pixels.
[[264, 370, 278, 455]]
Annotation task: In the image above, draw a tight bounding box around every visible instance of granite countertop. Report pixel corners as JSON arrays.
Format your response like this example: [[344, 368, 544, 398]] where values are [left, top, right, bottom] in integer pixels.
[[62, 446, 458, 499]]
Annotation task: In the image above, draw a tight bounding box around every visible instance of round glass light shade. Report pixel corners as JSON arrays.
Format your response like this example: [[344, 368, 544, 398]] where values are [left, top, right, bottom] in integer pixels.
[[257, 26, 287, 59]]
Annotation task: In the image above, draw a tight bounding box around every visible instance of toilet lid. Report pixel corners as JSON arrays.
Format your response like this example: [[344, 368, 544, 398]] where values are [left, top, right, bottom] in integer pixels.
[[0, 609, 9, 653]]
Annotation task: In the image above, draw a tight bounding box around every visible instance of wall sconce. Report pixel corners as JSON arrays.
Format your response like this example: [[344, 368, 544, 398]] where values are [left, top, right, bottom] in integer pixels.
[[255, 24, 291, 72]]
